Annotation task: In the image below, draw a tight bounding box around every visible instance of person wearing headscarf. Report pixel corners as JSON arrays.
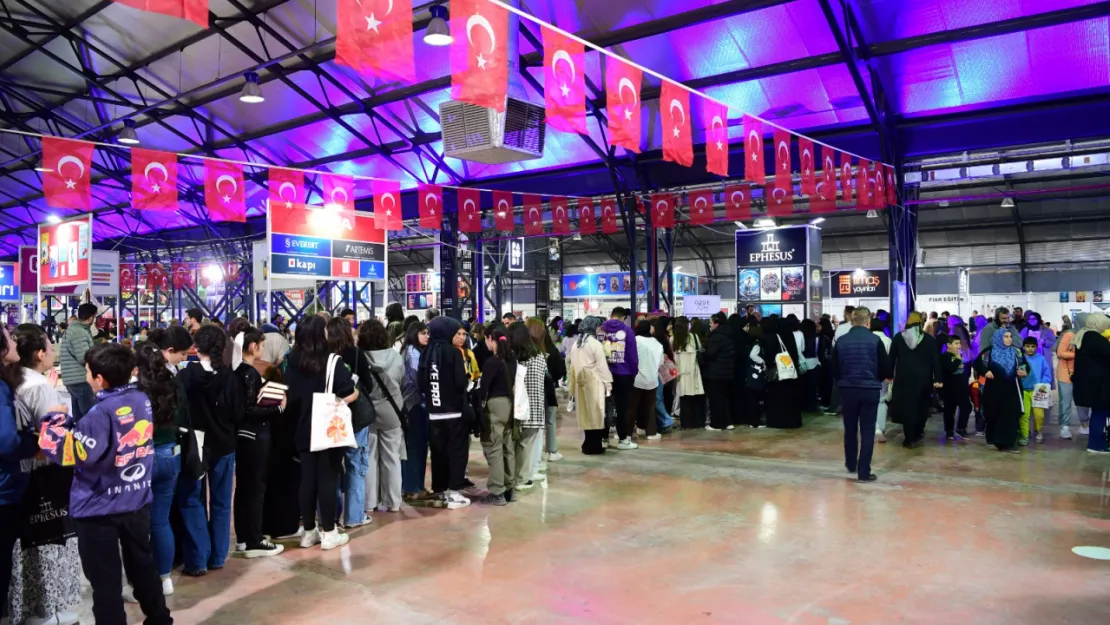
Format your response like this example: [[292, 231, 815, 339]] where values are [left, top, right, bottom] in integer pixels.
[[1019, 310, 1055, 362], [1072, 313, 1110, 453], [889, 311, 942, 448], [1056, 312, 1090, 440], [567, 316, 613, 454], [973, 328, 1028, 452], [418, 317, 471, 509]]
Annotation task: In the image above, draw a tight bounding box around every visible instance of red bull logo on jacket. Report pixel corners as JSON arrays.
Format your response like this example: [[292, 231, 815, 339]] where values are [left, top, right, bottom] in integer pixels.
[[116, 419, 153, 452]]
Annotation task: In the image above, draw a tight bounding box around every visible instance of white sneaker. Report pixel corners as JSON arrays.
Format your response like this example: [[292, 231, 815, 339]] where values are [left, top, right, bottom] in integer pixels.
[[344, 517, 372, 529], [645, 433, 661, 441], [57, 611, 80, 625], [276, 527, 305, 541], [320, 529, 350, 550], [546, 451, 564, 461], [243, 539, 285, 558], [1060, 426, 1073, 440], [234, 542, 246, 552], [161, 577, 174, 596], [444, 490, 471, 509], [1087, 449, 1110, 455], [299, 528, 321, 548], [122, 585, 137, 604], [876, 430, 887, 443], [1080, 426, 1091, 435], [636, 428, 646, 437], [617, 438, 638, 450], [1036, 432, 1045, 443], [725, 425, 735, 431], [705, 426, 720, 431]]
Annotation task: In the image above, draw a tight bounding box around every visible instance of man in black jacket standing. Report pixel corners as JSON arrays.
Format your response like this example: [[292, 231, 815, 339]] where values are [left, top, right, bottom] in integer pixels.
[[831, 307, 892, 483]]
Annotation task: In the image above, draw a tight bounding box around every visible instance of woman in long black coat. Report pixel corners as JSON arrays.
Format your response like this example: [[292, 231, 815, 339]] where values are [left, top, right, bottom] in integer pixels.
[[889, 312, 942, 448], [762, 316, 802, 429], [973, 328, 1027, 451], [728, 314, 749, 427]]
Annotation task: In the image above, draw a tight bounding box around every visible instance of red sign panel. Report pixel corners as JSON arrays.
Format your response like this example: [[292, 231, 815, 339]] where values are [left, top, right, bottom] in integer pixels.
[[37, 215, 93, 288], [269, 203, 385, 244]]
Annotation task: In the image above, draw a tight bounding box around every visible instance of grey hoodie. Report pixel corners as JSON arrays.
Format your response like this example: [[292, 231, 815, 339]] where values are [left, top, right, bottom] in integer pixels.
[[367, 348, 405, 431]]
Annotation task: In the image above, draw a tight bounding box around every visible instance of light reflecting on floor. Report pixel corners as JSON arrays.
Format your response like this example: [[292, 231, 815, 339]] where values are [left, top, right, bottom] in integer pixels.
[[758, 501, 778, 544]]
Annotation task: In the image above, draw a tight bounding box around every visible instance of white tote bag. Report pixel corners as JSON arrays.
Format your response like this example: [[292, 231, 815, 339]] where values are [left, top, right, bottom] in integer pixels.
[[513, 361, 530, 422], [1031, 382, 1052, 409], [310, 354, 357, 451], [773, 336, 798, 381]]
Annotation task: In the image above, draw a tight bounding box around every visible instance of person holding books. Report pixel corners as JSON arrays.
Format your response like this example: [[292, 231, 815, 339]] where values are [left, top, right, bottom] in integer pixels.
[[233, 328, 286, 557]]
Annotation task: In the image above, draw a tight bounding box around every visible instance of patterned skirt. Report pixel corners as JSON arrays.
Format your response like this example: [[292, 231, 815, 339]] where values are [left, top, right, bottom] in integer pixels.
[[9, 537, 83, 621]]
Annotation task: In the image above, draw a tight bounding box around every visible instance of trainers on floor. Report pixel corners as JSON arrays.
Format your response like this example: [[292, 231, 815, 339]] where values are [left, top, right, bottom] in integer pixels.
[[1080, 426, 1090, 435], [344, 518, 372, 529], [234, 542, 246, 552], [444, 490, 471, 509], [161, 577, 174, 596], [876, 430, 887, 443], [299, 528, 321, 548], [645, 433, 662, 441], [1018, 437, 1029, 447], [546, 451, 564, 461], [244, 539, 285, 559], [725, 425, 735, 431], [517, 480, 536, 491], [276, 527, 305, 541], [617, 438, 639, 450], [320, 529, 349, 550], [975, 431, 986, 437], [704, 426, 720, 431], [482, 493, 508, 506], [1036, 432, 1044, 443], [122, 585, 138, 603], [636, 428, 646, 436], [1088, 448, 1110, 455], [1060, 426, 1073, 440]]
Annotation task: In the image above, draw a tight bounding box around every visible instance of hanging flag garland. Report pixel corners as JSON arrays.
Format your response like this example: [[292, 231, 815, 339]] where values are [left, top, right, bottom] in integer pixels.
[[543, 29, 587, 135], [450, 0, 510, 112], [204, 159, 246, 223], [42, 137, 95, 211], [493, 190, 515, 232], [605, 57, 642, 153], [660, 81, 693, 167], [113, 0, 208, 28], [130, 148, 178, 212]]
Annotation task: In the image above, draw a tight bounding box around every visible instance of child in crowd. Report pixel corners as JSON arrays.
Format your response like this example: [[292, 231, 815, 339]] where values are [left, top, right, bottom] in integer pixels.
[[941, 335, 972, 440], [1021, 336, 1053, 444], [38, 343, 173, 625]]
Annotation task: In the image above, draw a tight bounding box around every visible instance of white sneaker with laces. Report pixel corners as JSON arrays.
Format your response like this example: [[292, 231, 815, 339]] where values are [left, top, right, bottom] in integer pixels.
[[444, 490, 471, 509], [546, 451, 564, 461], [1060, 426, 1073, 440], [1080, 426, 1090, 435], [645, 433, 662, 441], [162, 577, 174, 596], [299, 528, 321, 548], [1087, 448, 1110, 455], [320, 529, 349, 550], [617, 437, 638, 450]]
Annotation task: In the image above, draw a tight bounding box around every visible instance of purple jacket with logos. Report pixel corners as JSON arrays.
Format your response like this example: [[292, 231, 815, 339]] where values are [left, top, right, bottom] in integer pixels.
[[600, 319, 639, 378], [39, 384, 154, 519]]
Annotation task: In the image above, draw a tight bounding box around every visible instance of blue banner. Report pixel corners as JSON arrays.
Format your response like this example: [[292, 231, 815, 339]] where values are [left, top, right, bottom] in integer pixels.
[[271, 234, 331, 258], [359, 260, 387, 280], [561, 271, 697, 298], [0, 262, 18, 301], [271, 254, 330, 277]]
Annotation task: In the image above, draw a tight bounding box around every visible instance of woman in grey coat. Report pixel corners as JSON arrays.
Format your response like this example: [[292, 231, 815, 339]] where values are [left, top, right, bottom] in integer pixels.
[[357, 320, 406, 513]]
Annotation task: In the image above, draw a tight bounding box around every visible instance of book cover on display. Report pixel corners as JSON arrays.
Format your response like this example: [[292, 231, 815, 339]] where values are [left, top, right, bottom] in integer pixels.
[[782, 266, 805, 301], [738, 269, 760, 301], [760, 267, 781, 301]]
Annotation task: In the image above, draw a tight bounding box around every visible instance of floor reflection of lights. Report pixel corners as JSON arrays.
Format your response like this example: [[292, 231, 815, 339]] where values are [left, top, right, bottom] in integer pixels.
[[759, 502, 778, 544]]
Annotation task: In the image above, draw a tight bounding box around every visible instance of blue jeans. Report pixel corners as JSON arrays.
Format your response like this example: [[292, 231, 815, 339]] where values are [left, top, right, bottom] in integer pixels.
[[842, 387, 879, 479], [655, 379, 674, 431], [176, 452, 235, 572], [65, 382, 96, 421], [342, 428, 370, 525], [401, 404, 429, 494], [1089, 408, 1109, 452], [1057, 382, 1090, 426], [151, 443, 180, 577]]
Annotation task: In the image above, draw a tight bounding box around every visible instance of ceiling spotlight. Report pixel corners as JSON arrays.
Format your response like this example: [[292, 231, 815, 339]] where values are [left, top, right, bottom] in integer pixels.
[[585, 267, 595, 273], [426, 268, 436, 274], [572, 233, 582, 241], [755, 218, 776, 228], [810, 217, 825, 225], [46, 215, 62, 224], [865, 209, 878, 218], [118, 119, 139, 145], [239, 72, 264, 104], [672, 266, 682, 273], [1001, 197, 1015, 208], [423, 4, 452, 46]]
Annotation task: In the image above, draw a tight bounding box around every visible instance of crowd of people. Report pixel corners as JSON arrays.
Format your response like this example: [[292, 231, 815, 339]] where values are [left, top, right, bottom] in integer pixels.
[[1, 298, 1108, 623]]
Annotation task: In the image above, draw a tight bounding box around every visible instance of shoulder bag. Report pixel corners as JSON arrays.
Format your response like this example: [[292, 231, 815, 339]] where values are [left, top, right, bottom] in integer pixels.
[[309, 353, 356, 451], [769, 336, 798, 382], [349, 348, 377, 431]]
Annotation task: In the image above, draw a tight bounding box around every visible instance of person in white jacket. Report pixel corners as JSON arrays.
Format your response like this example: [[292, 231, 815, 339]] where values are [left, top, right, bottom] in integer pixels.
[[871, 317, 893, 442], [629, 320, 664, 442]]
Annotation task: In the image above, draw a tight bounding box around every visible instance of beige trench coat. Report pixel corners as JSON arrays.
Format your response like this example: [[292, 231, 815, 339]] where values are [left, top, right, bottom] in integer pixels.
[[568, 336, 613, 431]]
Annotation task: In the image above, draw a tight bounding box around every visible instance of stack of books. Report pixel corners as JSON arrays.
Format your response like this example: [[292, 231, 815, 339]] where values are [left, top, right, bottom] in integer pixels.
[[257, 381, 287, 407]]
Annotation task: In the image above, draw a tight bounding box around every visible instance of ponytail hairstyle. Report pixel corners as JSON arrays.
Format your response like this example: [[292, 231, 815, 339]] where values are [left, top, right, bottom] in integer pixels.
[[488, 327, 508, 359], [241, 327, 265, 359], [193, 325, 228, 368], [135, 341, 179, 429]]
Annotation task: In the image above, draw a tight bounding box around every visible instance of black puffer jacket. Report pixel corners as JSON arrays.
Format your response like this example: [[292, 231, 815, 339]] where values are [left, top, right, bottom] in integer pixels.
[[703, 325, 736, 380], [1073, 332, 1110, 410]]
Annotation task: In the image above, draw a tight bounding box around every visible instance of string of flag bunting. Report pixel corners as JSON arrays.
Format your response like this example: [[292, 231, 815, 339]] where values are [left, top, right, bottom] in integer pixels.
[[26, 0, 898, 239]]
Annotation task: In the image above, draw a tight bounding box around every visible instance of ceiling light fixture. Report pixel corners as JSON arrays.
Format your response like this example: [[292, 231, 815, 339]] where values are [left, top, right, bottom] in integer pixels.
[[734, 221, 746, 229], [585, 267, 595, 273], [672, 266, 682, 273], [46, 215, 62, 224], [239, 72, 264, 104], [118, 119, 139, 145], [755, 218, 776, 228], [423, 5, 452, 46], [1001, 197, 1015, 208], [810, 217, 825, 225]]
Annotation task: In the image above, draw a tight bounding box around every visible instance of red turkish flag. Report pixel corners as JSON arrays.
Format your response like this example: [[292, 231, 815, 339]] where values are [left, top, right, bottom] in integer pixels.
[[652, 193, 675, 228], [204, 160, 246, 223], [765, 179, 793, 218], [798, 138, 816, 195], [743, 115, 765, 184], [773, 128, 792, 179], [872, 163, 887, 209], [704, 100, 729, 177], [268, 167, 304, 209], [42, 137, 95, 211], [885, 164, 897, 207], [523, 194, 543, 235], [373, 179, 402, 231], [660, 81, 693, 167], [551, 196, 570, 234], [418, 183, 442, 229], [688, 190, 714, 226], [493, 190, 514, 232], [457, 188, 482, 233], [130, 148, 177, 211], [171, 263, 188, 289], [113, 0, 207, 28], [120, 264, 136, 292], [335, 0, 414, 82], [322, 173, 355, 211], [605, 58, 641, 153], [725, 184, 752, 221], [578, 198, 596, 235], [145, 263, 165, 290], [450, 0, 509, 112], [543, 29, 586, 134], [857, 158, 872, 210], [820, 145, 837, 202], [839, 152, 854, 203], [600, 198, 618, 234], [811, 170, 837, 214]]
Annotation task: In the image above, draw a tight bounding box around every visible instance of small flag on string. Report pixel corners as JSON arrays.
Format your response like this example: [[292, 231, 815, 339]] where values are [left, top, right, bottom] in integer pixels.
[[725, 184, 751, 221], [523, 194, 543, 235], [130, 148, 178, 211], [42, 137, 95, 211], [688, 190, 714, 226], [743, 115, 765, 184], [493, 190, 515, 232], [551, 196, 571, 234], [651, 193, 675, 228], [605, 58, 641, 153], [372, 179, 402, 231], [704, 100, 729, 177], [660, 82, 693, 167], [450, 0, 509, 112], [578, 198, 596, 235], [204, 159, 246, 223], [269, 168, 304, 209], [543, 29, 587, 134], [418, 184, 442, 229], [457, 188, 482, 233]]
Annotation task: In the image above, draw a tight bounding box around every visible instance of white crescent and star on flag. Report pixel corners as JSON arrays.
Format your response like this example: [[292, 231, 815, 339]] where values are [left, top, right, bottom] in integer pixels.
[[467, 13, 497, 70], [57, 155, 85, 189], [730, 189, 746, 206], [279, 181, 297, 208], [215, 174, 238, 204], [424, 192, 439, 215], [669, 99, 685, 138], [362, 0, 392, 34], [143, 161, 169, 194], [777, 140, 789, 171], [618, 77, 638, 121], [463, 198, 477, 220], [379, 192, 396, 217], [747, 129, 762, 162], [551, 49, 575, 99]]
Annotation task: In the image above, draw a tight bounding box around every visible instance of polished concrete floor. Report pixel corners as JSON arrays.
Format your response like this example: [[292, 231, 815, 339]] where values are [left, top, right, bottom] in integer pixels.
[[90, 407, 1109, 624]]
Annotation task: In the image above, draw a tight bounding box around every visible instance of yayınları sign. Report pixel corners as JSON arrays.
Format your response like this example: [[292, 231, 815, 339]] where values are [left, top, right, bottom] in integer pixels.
[[829, 269, 890, 298], [269, 204, 386, 281], [38, 214, 92, 288]]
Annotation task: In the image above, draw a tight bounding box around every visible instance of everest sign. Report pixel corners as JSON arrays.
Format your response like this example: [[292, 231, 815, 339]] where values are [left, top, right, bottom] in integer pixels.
[[268, 204, 387, 281]]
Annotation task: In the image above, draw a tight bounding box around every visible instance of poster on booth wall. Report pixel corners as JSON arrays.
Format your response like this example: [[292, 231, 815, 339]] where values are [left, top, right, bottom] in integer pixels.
[[90, 250, 119, 296], [759, 268, 781, 301], [0, 262, 19, 301], [37, 214, 92, 288], [268, 203, 387, 282], [782, 266, 805, 301]]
